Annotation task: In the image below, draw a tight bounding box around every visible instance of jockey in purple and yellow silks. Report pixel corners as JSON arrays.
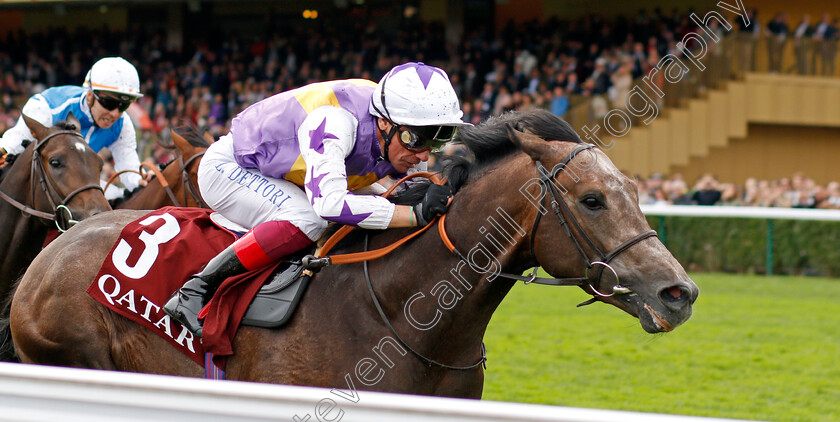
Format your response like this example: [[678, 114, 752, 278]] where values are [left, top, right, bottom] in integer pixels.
[[164, 62, 471, 336]]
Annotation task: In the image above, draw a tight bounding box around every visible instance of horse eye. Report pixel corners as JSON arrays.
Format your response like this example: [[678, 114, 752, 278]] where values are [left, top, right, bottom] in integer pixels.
[[49, 158, 64, 168], [581, 195, 603, 210]]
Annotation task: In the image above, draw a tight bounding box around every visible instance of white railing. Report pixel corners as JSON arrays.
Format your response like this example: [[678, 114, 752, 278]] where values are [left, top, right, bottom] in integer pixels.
[[0, 362, 758, 422], [640, 204, 840, 275], [640, 204, 840, 221]]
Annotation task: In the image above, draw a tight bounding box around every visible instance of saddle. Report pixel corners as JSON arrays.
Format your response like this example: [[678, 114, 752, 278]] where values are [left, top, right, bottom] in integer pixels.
[[208, 212, 314, 328], [240, 251, 312, 328]]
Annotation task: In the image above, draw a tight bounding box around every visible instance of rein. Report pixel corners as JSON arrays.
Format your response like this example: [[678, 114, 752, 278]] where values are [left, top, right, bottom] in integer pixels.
[[309, 171, 443, 266], [0, 130, 103, 232], [361, 234, 487, 371], [104, 151, 206, 207], [308, 171, 486, 371]]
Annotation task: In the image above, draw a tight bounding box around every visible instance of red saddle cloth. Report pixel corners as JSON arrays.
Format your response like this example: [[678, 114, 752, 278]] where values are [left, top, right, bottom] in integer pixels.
[[86, 206, 280, 369]]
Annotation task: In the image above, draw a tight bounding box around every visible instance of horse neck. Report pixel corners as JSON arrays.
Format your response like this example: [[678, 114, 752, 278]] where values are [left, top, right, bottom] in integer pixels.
[[0, 150, 48, 296], [371, 154, 538, 364]]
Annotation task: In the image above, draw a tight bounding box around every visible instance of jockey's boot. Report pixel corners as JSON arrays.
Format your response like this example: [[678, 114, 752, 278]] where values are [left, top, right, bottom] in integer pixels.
[[163, 245, 246, 337]]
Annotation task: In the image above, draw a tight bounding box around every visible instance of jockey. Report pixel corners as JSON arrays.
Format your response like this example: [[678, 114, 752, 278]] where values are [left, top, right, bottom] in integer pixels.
[[164, 62, 470, 336], [0, 57, 146, 198]]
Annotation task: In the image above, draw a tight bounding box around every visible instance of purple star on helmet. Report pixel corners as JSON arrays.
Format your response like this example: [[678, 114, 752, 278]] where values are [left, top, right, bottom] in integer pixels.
[[305, 170, 328, 203], [390, 62, 447, 90], [309, 118, 339, 154], [333, 199, 372, 226]]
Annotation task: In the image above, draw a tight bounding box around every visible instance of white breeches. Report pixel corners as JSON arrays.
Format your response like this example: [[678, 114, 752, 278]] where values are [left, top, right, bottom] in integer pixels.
[[197, 135, 328, 241]]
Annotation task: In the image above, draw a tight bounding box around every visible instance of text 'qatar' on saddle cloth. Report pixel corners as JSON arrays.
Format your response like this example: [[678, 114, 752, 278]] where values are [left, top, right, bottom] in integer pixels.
[[86, 206, 281, 369]]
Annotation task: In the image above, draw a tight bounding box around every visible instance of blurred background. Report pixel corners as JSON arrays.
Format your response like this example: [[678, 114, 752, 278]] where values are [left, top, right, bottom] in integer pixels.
[[2, 0, 840, 211], [2, 4, 839, 420]]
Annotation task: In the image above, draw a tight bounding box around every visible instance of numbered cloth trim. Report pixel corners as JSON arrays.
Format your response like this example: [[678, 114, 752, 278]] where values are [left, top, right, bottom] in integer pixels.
[[85, 207, 280, 369]]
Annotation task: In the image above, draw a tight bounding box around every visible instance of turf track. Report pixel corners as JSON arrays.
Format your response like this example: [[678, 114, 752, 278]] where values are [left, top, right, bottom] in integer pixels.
[[483, 273, 840, 422]]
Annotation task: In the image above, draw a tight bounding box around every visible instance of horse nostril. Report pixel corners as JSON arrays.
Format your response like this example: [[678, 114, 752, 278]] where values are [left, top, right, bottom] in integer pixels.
[[659, 285, 690, 306]]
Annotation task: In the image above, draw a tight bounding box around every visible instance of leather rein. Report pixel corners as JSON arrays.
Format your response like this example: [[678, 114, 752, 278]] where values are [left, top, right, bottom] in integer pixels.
[[104, 151, 206, 208], [0, 130, 104, 232]]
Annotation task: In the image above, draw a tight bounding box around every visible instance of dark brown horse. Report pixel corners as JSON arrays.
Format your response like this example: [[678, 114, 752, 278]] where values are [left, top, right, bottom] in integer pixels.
[[0, 113, 110, 300], [112, 129, 209, 210], [6, 110, 697, 398]]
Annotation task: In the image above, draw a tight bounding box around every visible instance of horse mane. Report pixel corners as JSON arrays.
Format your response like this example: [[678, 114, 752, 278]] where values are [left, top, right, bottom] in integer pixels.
[[171, 122, 212, 149], [54, 121, 78, 132], [390, 109, 583, 204]]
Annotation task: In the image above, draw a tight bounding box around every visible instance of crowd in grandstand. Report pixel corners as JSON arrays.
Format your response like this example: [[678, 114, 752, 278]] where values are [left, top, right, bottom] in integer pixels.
[[1, 5, 838, 208], [636, 172, 840, 209]]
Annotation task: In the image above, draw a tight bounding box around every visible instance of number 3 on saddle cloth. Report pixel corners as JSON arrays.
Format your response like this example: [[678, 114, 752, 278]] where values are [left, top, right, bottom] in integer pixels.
[[86, 206, 311, 371]]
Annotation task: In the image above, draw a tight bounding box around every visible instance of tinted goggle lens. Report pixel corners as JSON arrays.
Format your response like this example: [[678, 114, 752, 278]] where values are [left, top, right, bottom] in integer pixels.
[[94, 91, 132, 112], [399, 125, 456, 152]]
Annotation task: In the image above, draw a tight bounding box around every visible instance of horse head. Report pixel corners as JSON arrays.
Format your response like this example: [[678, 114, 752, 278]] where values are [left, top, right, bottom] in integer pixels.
[[454, 109, 697, 334], [170, 127, 209, 208], [21, 112, 110, 230]]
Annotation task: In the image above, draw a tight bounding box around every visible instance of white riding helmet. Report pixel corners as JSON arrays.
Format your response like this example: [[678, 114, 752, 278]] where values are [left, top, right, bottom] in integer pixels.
[[83, 57, 143, 99], [370, 62, 470, 128]]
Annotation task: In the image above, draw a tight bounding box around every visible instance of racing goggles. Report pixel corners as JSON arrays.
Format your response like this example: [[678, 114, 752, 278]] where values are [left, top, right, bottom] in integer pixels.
[[398, 125, 457, 152], [93, 91, 133, 113]]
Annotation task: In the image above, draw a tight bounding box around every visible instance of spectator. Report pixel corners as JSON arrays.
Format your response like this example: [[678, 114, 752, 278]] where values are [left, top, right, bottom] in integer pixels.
[[549, 86, 569, 117], [765, 13, 789, 73], [793, 14, 815, 75], [691, 175, 722, 206], [814, 13, 838, 76], [737, 8, 761, 72]]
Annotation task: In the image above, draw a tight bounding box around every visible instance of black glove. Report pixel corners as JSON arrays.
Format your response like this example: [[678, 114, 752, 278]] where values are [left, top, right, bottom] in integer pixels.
[[413, 184, 453, 226]]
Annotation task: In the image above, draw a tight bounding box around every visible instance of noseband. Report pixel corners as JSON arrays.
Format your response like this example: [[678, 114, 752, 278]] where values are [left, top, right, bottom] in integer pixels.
[[0, 130, 104, 232]]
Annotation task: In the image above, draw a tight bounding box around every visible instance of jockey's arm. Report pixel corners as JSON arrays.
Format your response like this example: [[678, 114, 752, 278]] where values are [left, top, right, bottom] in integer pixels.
[[298, 106, 416, 229], [107, 114, 143, 192], [0, 94, 53, 155]]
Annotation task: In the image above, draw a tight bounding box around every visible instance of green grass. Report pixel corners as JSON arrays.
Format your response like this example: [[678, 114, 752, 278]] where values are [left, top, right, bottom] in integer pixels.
[[482, 273, 840, 422]]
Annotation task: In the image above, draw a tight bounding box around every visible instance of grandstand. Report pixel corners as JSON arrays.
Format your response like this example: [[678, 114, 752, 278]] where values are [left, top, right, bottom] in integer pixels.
[[2, 0, 840, 205]]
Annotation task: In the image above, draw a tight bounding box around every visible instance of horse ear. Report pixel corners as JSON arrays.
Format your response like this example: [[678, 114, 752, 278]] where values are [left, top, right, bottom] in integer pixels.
[[171, 129, 190, 153], [505, 123, 552, 162], [22, 113, 49, 141], [202, 129, 215, 144], [64, 111, 81, 132]]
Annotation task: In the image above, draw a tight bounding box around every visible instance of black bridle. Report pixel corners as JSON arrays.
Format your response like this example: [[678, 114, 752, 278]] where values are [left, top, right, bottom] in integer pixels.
[[0, 130, 104, 232], [517, 143, 658, 295], [441, 143, 656, 297], [178, 151, 207, 208]]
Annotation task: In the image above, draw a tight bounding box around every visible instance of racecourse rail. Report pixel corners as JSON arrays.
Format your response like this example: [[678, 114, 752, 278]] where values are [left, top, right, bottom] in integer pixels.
[[2, 204, 802, 422], [640, 204, 840, 275], [0, 362, 761, 422]]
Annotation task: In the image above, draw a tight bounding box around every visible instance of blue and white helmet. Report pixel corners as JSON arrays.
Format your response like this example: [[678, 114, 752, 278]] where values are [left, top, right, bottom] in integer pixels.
[[370, 62, 470, 128]]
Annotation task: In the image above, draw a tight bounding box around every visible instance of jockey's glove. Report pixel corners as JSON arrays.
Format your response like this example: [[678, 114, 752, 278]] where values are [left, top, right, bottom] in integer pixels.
[[413, 184, 453, 227]]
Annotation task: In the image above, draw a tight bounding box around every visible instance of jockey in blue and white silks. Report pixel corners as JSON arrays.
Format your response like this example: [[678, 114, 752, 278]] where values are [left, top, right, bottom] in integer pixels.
[[0, 57, 144, 197], [164, 62, 471, 337]]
